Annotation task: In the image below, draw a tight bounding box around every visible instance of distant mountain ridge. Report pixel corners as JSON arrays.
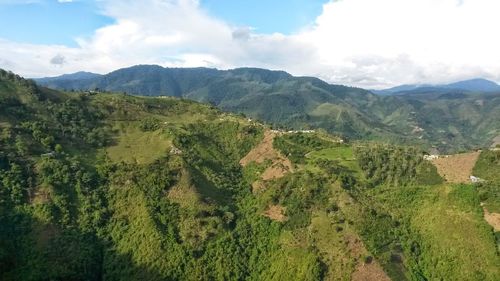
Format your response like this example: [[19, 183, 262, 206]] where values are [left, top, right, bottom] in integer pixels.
[[35, 65, 500, 152], [36, 71, 101, 83], [374, 78, 500, 95], [35, 65, 389, 139]]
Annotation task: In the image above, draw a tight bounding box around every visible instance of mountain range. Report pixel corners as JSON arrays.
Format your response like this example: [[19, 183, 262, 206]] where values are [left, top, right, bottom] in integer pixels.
[[2, 69, 499, 280], [34, 65, 500, 152]]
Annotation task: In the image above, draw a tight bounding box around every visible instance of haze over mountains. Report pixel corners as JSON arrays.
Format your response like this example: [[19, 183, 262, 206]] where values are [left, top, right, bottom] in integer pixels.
[[374, 78, 500, 95], [35, 65, 500, 153]]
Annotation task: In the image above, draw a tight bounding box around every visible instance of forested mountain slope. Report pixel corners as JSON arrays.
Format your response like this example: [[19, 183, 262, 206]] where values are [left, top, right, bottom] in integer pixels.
[[2, 69, 499, 280], [36, 65, 500, 152]]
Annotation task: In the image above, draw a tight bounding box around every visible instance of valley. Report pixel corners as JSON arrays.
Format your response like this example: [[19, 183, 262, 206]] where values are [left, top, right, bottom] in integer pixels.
[[2, 0, 500, 279]]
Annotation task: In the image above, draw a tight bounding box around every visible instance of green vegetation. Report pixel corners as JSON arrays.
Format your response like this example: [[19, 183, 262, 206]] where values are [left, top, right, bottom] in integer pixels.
[[349, 184, 500, 281], [473, 150, 500, 182], [36, 65, 500, 153], [273, 133, 332, 164], [1, 70, 499, 280], [473, 150, 500, 213], [354, 144, 443, 187]]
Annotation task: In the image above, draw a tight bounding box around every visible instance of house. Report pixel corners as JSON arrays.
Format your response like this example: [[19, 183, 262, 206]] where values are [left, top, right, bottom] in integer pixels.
[[170, 146, 182, 155], [423, 154, 439, 161], [470, 176, 485, 183]]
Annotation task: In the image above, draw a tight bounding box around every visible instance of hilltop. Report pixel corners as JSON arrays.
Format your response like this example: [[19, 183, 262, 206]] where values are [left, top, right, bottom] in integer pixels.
[[35, 65, 500, 153], [1, 69, 499, 280]]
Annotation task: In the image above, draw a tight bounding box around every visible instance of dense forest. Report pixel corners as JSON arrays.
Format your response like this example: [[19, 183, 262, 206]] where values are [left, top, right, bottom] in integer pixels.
[[1, 70, 499, 280]]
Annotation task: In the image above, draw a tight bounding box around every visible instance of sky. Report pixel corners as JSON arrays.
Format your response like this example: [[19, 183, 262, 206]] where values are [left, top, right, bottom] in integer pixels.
[[0, 0, 499, 88]]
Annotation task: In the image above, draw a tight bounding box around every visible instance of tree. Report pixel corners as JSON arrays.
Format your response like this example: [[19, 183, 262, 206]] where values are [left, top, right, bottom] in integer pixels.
[[15, 136, 27, 156], [55, 144, 63, 154], [41, 136, 55, 150], [1, 163, 25, 204]]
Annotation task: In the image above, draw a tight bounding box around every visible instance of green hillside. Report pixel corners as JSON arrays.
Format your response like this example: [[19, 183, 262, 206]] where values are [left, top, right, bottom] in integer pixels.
[[2, 70, 500, 280], [36, 65, 500, 153]]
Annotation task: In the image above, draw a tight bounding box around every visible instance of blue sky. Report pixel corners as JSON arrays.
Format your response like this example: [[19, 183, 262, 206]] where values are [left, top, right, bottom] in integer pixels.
[[1, 0, 499, 88], [202, 0, 326, 34], [0, 0, 327, 47], [0, 0, 113, 47]]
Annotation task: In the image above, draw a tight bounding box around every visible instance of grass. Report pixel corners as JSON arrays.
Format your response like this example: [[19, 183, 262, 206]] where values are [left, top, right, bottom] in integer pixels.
[[106, 121, 172, 164], [308, 210, 359, 280], [306, 146, 364, 179], [307, 146, 354, 160], [412, 185, 500, 281], [355, 183, 500, 280]]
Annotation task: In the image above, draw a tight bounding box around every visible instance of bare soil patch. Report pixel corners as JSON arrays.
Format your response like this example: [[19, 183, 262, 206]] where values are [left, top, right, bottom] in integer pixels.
[[240, 130, 279, 166], [261, 162, 293, 181], [352, 262, 392, 281], [344, 234, 391, 281], [251, 180, 266, 193], [431, 151, 481, 183], [483, 207, 500, 231], [344, 234, 365, 259], [263, 205, 287, 222], [240, 130, 293, 181]]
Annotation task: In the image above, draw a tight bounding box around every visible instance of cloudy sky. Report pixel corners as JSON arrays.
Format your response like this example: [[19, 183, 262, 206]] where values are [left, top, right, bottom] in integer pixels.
[[0, 0, 499, 88]]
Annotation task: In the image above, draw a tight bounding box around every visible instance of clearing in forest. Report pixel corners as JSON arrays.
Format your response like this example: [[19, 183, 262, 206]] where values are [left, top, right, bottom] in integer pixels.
[[431, 151, 481, 183], [483, 207, 500, 231], [263, 205, 287, 222], [351, 262, 391, 281], [343, 234, 391, 281], [106, 122, 172, 164], [240, 130, 293, 181]]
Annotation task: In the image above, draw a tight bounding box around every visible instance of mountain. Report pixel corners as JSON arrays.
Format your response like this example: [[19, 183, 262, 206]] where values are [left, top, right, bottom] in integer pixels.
[[35, 65, 500, 152], [35, 65, 400, 140], [46, 71, 101, 80], [35, 71, 101, 85], [445, 78, 500, 92], [375, 78, 500, 95], [2, 69, 499, 280], [371, 83, 433, 95]]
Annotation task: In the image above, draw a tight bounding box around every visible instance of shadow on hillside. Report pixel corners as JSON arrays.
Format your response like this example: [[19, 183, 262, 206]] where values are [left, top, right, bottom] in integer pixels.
[[0, 208, 169, 281]]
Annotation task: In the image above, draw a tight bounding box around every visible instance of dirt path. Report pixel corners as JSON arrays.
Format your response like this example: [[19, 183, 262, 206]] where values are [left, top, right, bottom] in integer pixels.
[[483, 207, 500, 231], [431, 151, 481, 183], [240, 130, 293, 181]]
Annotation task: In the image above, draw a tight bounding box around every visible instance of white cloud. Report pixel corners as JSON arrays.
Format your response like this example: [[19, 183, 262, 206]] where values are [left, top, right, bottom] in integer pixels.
[[1, 0, 500, 88], [50, 54, 66, 65], [300, 0, 500, 87]]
